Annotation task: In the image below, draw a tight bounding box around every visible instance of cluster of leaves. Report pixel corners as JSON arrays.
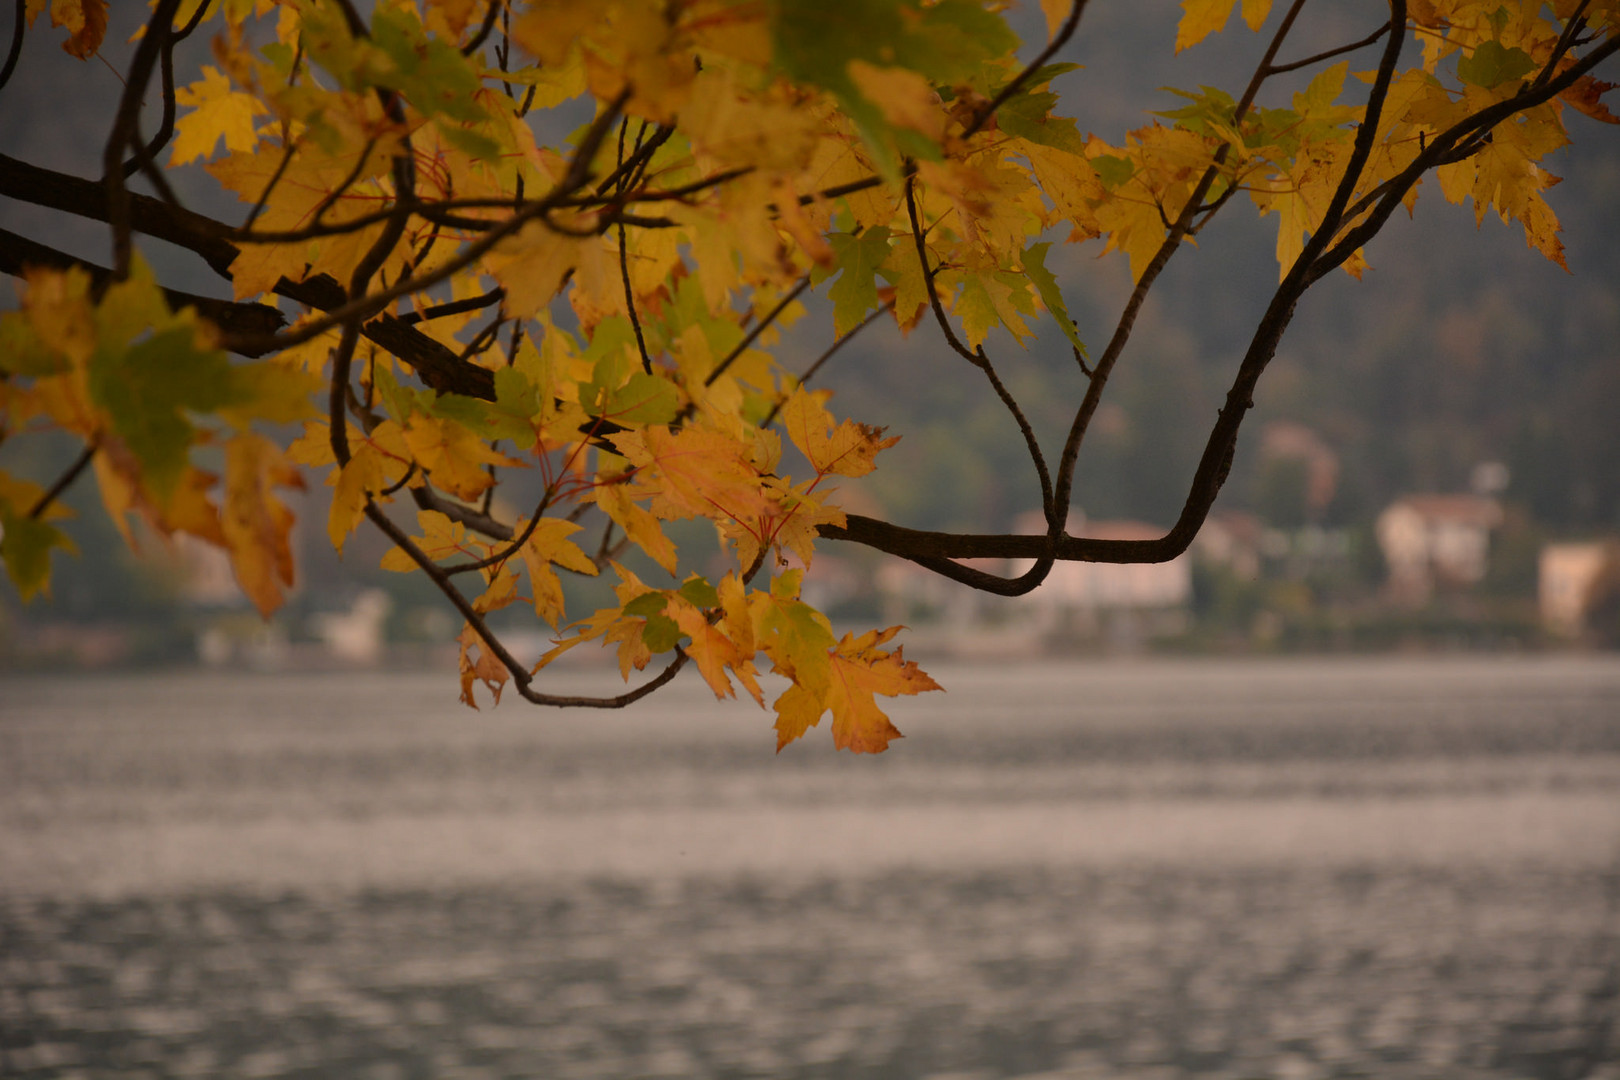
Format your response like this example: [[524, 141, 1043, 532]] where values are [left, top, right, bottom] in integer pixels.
[[1, 0, 1614, 748]]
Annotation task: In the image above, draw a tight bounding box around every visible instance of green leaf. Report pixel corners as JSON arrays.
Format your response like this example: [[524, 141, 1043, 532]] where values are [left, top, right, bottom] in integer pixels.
[[370, 6, 488, 123], [1153, 84, 1238, 136], [372, 364, 423, 423], [89, 328, 248, 501], [953, 273, 998, 349], [826, 227, 892, 336], [678, 574, 721, 610], [642, 613, 683, 652], [219, 362, 323, 427], [997, 90, 1087, 152], [490, 366, 542, 435], [0, 506, 76, 601], [1457, 41, 1537, 89], [1021, 243, 1088, 357], [622, 591, 670, 618], [1091, 154, 1136, 189], [770, 0, 1014, 178], [600, 372, 680, 426], [437, 123, 503, 162], [0, 313, 65, 375]]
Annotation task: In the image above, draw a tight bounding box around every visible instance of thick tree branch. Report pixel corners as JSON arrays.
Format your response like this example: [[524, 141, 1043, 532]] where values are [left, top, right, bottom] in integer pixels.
[[0, 154, 497, 397], [0, 228, 287, 346], [0, 0, 23, 97]]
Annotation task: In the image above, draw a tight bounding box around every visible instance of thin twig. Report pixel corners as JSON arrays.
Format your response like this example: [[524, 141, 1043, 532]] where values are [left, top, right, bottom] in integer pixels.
[[27, 439, 99, 519], [461, 0, 502, 56], [221, 90, 630, 356], [397, 287, 506, 325], [903, 174, 1053, 531], [705, 276, 812, 387], [1267, 23, 1389, 76], [963, 0, 1090, 138], [760, 299, 895, 428], [617, 119, 654, 375]]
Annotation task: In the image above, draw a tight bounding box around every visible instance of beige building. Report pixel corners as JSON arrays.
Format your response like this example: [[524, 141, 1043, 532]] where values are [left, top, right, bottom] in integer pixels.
[[1539, 542, 1616, 637], [1375, 494, 1503, 602]]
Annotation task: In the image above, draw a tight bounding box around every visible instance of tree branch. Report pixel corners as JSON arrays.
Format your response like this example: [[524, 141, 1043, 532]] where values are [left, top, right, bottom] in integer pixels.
[[0, 154, 497, 397], [0, 228, 287, 346]]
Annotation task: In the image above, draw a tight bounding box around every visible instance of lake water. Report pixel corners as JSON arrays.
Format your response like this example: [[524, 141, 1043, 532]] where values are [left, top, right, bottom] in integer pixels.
[[2, 656, 1619, 1079]]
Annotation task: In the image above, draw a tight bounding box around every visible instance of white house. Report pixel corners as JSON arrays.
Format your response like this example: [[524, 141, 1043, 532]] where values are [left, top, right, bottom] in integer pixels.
[[1375, 494, 1503, 602]]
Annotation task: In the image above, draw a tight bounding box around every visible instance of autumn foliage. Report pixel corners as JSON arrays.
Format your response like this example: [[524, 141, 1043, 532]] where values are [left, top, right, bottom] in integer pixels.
[[1, 0, 1615, 748]]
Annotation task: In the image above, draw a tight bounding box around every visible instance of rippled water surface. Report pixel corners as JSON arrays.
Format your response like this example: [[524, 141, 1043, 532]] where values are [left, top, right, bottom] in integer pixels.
[[3, 657, 1619, 1079]]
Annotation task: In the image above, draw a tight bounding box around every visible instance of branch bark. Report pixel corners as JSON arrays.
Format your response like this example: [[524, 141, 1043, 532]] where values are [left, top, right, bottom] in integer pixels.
[[0, 152, 497, 398]]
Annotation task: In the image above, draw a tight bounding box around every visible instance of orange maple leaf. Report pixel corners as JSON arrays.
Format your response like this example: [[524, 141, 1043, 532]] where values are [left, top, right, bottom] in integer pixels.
[[825, 632, 941, 753], [457, 623, 509, 708], [34, 0, 107, 59], [611, 425, 775, 526]]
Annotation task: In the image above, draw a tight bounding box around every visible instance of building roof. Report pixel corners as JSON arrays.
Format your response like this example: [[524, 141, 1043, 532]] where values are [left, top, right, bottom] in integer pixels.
[[1385, 494, 1503, 528]]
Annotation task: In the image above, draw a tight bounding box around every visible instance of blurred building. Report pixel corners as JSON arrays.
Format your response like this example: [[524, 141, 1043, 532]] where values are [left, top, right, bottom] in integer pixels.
[[1195, 510, 1265, 581], [311, 589, 394, 664], [1539, 542, 1616, 638], [1257, 421, 1340, 524], [1008, 511, 1191, 634], [877, 556, 1004, 627], [1376, 495, 1503, 603]]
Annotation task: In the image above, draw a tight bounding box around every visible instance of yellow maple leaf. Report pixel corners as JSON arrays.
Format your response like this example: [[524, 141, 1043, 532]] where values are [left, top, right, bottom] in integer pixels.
[[19, 264, 96, 369], [328, 448, 382, 553], [759, 480, 846, 569], [171, 66, 264, 166], [400, 415, 524, 501], [848, 61, 947, 143], [485, 218, 594, 319], [1017, 140, 1104, 240], [0, 470, 72, 522], [680, 67, 820, 171], [670, 596, 764, 705], [1038, 0, 1070, 39], [208, 118, 407, 299], [423, 0, 481, 37], [780, 387, 898, 479], [772, 682, 826, 751], [1175, 0, 1238, 53], [473, 561, 522, 615], [595, 481, 678, 574], [517, 516, 598, 628], [611, 425, 775, 527], [381, 509, 483, 570], [220, 433, 302, 617]]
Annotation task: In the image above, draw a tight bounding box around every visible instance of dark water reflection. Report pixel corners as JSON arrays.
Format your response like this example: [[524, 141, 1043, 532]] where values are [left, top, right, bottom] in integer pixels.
[[2, 657, 1619, 1079]]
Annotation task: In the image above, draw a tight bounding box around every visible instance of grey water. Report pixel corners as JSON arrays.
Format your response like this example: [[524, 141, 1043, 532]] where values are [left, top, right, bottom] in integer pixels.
[[2, 656, 1619, 1079]]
